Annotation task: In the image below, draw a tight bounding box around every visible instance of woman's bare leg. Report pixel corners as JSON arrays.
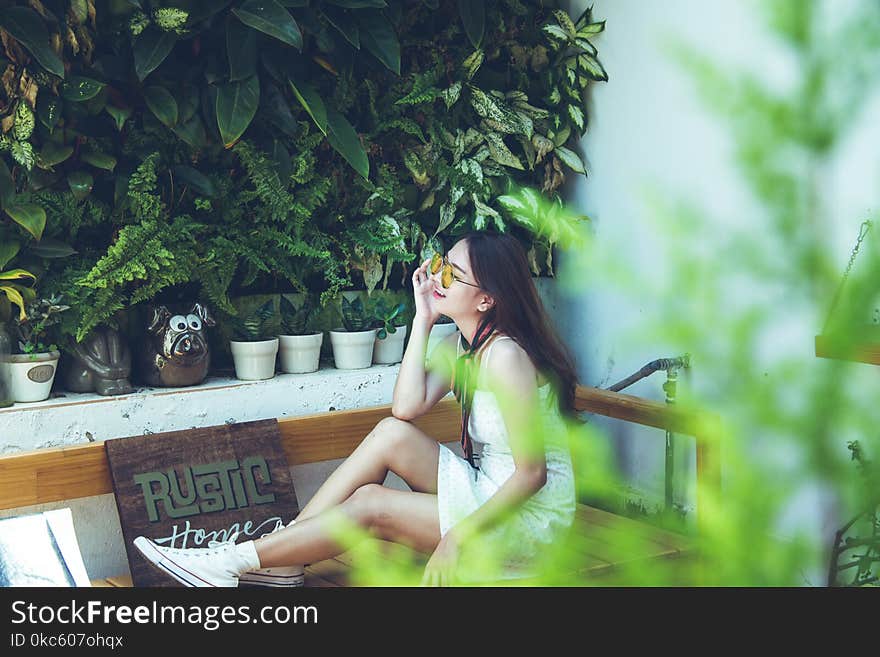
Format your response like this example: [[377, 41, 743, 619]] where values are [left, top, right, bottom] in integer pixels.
[[294, 416, 440, 522], [255, 484, 441, 567]]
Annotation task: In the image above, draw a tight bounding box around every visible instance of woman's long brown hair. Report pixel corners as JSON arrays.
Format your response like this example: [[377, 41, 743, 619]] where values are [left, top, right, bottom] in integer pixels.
[[460, 231, 580, 420]]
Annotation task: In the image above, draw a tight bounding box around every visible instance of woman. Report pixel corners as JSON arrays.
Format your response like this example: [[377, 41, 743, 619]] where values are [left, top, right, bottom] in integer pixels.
[[133, 231, 580, 586]]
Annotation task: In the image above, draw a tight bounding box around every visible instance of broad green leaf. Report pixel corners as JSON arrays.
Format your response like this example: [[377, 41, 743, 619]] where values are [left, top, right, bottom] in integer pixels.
[[0, 7, 65, 78], [38, 97, 61, 133], [171, 165, 217, 197], [552, 10, 577, 36], [27, 239, 77, 259], [552, 124, 571, 147], [458, 0, 485, 48], [484, 132, 524, 170], [578, 21, 606, 37], [176, 85, 199, 123], [67, 171, 94, 200], [216, 75, 260, 148], [568, 104, 585, 130], [323, 7, 360, 48], [289, 79, 328, 135], [263, 83, 299, 137], [144, 85, 179, 127], [554, 146, 586, 174], [0, 241, 19, 270], [462, 49, 484, 80], [272, 140, 292, 184], [36, 144, 74, 169], [575, 37, 598, 56], [0, 268, 36, 282], [80, 150, 117, 171], [5, 203, 47, 240], [0, 285, 27, 320], [226, 13, 258, 81], [60, 76, 105, 102], [173, 115, 208, 148], [359, 11, 400, 75], [325, 108, 369, 179], [106, 105, 133, 131], [470, 86, 532, 137], [0, 161, 12, 208], [232, 0, 303, 49], [579, 53, 609, 81], [133, 27, 178, 81], [542, 24, 569, 44], [442, 82, 462, 109]]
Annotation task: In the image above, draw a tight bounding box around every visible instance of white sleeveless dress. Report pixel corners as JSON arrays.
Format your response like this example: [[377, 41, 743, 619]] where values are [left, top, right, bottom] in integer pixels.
[[435, 334, 577, 580]]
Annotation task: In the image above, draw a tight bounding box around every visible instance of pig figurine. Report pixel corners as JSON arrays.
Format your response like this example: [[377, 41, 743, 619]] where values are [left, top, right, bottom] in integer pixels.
[[137, 302, 216, 387]]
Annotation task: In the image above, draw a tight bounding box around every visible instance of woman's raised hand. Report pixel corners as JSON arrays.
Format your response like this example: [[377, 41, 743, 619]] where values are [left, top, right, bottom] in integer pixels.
[[412, 256, 441, 325]]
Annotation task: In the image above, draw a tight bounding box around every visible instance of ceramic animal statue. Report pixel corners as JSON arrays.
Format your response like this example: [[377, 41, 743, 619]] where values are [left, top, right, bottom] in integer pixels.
[[137, 302, 216, 387], [61, 326, 134, 396]]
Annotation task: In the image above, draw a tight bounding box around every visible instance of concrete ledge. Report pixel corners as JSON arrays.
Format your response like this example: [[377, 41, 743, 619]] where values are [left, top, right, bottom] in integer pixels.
[[0, 362, 405, 453]]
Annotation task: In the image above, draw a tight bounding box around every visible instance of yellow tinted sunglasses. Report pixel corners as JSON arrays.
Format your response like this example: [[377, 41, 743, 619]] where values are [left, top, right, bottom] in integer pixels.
[[430, 252, 480, 290]]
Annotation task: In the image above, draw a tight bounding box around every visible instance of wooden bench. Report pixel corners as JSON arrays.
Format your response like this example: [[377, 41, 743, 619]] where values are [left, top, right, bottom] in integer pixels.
[[0, 385, 721, 586]]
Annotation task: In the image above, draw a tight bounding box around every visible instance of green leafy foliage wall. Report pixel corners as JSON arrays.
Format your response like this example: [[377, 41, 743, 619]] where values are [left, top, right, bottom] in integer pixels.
[[0, 0, 606, 346]]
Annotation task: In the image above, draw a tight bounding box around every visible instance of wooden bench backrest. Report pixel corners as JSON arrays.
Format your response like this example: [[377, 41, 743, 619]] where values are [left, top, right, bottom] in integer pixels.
[[0, 385, 720, 531]]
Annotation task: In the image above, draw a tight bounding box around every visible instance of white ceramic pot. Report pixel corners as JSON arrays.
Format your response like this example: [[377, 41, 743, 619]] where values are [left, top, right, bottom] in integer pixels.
[[229, 338, 279, 381], [426, 321, 459, 358], [329, 328, 377, 370], [4, 351, 60, 402], [373, 325, 407, 364], [278, 333, 323, 374]]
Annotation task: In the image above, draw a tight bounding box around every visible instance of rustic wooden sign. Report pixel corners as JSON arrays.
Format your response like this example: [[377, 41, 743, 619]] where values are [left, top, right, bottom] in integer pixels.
[[105, 419, 299, 587]]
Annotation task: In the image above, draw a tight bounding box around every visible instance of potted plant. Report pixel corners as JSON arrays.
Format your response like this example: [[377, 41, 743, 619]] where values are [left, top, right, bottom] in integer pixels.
[[0, 265, 37, 407], [329, 296, 377, 370], [372, 299, 409, 365], [228, 299, 278, 381], [4, 295, 69, 402], [277, 295, 323, 374]]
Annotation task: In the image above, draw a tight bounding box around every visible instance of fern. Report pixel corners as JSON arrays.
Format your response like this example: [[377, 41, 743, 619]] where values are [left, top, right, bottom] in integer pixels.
[[127, 153, 165, 222]]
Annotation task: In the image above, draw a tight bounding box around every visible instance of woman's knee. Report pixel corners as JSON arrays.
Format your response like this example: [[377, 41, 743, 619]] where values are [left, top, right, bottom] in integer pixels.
[[344, 483, 389, 532], [367, 416, 413, 452]]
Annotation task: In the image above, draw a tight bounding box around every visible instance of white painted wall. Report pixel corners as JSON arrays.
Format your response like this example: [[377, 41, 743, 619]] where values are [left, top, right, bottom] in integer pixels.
[[555, 0, 880, 569]]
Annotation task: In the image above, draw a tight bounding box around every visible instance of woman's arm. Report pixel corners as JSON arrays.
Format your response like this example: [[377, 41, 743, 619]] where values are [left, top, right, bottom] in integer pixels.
[[449, 340, 548, 541], [392, 256, 456, 420]]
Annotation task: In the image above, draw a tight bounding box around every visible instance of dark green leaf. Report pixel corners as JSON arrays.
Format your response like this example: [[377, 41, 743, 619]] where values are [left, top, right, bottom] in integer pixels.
[[216, 75, 260, 148], [60, 76, 106, 102], [36, 144, 74, 169], [133, 27, 178, 81], [27, 239, 77, 259], [144, 86, 179, 127], [106, 105, 132, 131], [289, 79, 328, 135], [232, 0, 303, 50], [226, 13, 258, 81], [172, 114, 208, 148], [457, 0, 484, 48], [171, 165, 216, 197], [5, 203, 47, 240], [177, 85, 199, 123], [67, 171, 94, 200], [0, 241, 19, 269], [326, 108, 369, 179], [323, 7, 360, 48], [114, 174, 129, 208], [359, 11, 400, 75], [80, 150, 117, 171], [37, 97, 61, 133], [0, 7, 65, 78], [263, 82, 299, 137], [0, 160, 14, 209]]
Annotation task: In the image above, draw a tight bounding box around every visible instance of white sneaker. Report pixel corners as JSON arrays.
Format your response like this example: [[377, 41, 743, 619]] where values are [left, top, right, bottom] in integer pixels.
[[225, 519, 305, 588], [133, 536, 257, 587]]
